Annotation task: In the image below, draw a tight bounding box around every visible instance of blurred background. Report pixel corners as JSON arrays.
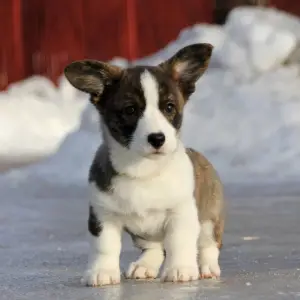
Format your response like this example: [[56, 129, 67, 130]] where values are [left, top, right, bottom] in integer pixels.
[[1, 0, 300, 183], [1, 0, 300, 178]]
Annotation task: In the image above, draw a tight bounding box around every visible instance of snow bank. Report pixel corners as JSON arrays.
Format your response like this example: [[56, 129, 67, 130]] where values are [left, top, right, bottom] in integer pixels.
[[0, 76, 87, 172], [138, 6, 300, 78], [223, 7, 298, 74], [2, 6, 300, 184]]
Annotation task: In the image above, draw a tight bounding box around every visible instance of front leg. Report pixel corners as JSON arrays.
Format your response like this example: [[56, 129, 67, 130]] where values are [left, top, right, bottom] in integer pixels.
[[162, 201, 200, 282], [82, 206, 122, 287]]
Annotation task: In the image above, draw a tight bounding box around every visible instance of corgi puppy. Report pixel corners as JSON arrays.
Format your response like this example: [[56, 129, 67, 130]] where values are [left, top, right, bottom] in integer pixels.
[[64, 43, 224, 286]]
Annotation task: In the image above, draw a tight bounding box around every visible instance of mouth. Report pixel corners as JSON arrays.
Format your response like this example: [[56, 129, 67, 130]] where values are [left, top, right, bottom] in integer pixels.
[[153, 151, 165, 155], [148, 150, 166, 158]]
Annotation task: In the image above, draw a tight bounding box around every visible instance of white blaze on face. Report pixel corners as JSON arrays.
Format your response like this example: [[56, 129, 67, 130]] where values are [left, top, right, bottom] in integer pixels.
[[130, 70, 178, 156]]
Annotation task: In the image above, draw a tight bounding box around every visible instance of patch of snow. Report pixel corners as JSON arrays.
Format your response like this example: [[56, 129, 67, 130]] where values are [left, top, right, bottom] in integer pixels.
[[0, 76, 88, 172], [223, 7, 297, 74]]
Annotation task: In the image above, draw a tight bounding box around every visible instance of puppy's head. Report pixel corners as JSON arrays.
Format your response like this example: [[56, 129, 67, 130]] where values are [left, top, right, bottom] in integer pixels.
[[64, 43, 213, 158]]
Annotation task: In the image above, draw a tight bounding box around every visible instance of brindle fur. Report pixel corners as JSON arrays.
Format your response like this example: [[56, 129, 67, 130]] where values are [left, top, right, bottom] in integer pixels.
[[88, 206, 103, 237], [186, 148, 225, 249]]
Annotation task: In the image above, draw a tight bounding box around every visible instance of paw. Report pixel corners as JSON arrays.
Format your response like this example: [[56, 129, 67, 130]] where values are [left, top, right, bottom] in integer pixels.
[[81, 268, 121, 287], [161, 266, 199, 282], [126, 262, 159, 279], [199, 263, 221, 279], [199, 247, 221, 279]]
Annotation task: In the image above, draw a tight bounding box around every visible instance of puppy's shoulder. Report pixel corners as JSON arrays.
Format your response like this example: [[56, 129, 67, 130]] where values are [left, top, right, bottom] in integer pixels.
[[185, 147, 217, 177]]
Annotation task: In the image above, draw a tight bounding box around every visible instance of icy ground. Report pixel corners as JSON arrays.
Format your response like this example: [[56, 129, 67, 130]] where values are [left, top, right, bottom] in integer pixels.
[[1, 181, 300, 300], [0, 6, 300, 299]]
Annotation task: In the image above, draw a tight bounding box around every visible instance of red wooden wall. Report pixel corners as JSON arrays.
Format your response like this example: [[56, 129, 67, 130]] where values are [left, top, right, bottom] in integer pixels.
[[0, 0, 213, 89], [1, 0, 25, 88], [1, 0, 300, 90]]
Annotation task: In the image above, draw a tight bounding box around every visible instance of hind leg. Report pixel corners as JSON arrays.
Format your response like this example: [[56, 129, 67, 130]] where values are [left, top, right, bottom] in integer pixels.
[[126, 236, 165, 280], [198, 220, 221, 279]]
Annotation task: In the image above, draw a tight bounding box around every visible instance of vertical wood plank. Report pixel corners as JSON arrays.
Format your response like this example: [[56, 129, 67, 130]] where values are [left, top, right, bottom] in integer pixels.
[[136, 0, 214, 59], [125, 0, 138, 60], [22, 0, 85, 82], [83, 0, 127, 61], [0, 0, 24, 89]]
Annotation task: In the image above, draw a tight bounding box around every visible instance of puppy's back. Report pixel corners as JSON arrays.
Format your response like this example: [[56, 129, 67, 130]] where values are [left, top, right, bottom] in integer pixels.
[[186, 148, 225, 249]]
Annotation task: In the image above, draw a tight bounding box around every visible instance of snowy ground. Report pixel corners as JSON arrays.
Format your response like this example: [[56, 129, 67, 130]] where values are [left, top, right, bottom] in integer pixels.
[[1, 6, 300, 300]]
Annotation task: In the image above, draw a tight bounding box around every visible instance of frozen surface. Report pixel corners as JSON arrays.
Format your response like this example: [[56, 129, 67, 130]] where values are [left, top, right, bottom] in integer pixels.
[[0, 180, 300, 300], [1, 6, 300, 300]]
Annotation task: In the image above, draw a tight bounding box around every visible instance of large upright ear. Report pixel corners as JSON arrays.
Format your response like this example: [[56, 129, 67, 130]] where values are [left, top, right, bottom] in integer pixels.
[[159, 43, 213, 98], [64, 60, 122, 97]]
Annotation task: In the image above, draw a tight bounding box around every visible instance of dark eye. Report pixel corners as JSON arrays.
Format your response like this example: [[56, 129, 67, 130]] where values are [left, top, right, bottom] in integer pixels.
[[123, 105, 136, 115], [164, 102, 175, 114]]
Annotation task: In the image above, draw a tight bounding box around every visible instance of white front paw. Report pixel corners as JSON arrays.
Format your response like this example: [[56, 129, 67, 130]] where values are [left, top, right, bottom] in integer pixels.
[[81, 268, 121, 287], [199, 247, 221, 279], [161, 265, 199, 282], [126, 262, 159, 279], [200, 263, 220, 279]]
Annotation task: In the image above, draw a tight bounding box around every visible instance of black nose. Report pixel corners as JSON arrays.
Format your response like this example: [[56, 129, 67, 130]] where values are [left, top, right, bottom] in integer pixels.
[[147, 132, 165, 149]]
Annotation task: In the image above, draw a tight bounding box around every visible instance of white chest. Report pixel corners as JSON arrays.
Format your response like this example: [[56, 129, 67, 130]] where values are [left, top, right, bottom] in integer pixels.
[[90, 149, 195, 237]]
